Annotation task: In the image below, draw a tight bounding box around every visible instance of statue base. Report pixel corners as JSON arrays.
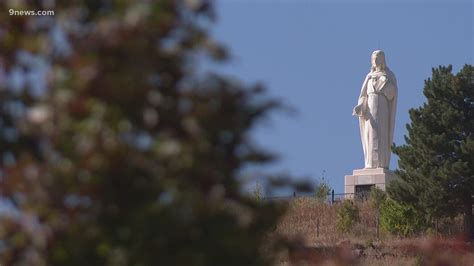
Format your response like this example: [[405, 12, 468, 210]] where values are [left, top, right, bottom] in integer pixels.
[[344, 168, 395, 199]]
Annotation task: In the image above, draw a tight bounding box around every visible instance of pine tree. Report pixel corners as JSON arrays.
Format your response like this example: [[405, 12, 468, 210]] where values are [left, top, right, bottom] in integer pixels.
[[389, 65, 474, 240]]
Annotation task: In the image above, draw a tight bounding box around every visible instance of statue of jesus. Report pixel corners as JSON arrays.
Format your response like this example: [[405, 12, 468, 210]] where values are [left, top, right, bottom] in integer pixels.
[[352, 50, 397, 169]]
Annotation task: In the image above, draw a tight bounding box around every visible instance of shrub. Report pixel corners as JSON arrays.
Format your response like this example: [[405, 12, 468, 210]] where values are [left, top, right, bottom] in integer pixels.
[[369, 187, 387, 210], [336, 201, 360, 233], [314, 178, 331, 202], [380, 198, 427, 236], [253, 181, 263, 202]]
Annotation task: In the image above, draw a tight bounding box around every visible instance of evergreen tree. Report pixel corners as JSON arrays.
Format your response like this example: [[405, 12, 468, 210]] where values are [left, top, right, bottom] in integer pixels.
[[389, 65, 474, 240], [0, 1, 304, 265]]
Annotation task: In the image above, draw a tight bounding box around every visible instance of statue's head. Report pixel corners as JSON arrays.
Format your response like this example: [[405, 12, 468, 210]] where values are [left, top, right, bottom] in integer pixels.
[[371, 50, 386, 72]]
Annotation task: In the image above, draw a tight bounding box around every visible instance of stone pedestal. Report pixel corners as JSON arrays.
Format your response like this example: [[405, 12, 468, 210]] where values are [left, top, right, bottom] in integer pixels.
[[344, 168, 395, 198]]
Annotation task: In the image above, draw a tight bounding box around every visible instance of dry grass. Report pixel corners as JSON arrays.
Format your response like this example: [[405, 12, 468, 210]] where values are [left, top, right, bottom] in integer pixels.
[[271, 197, 474, 266], [276, 197, 379, 245]]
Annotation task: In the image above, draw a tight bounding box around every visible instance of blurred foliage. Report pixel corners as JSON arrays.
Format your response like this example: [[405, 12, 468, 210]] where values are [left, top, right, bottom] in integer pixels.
[[0, 1, 304, 265], [336, 201, 360, 233]]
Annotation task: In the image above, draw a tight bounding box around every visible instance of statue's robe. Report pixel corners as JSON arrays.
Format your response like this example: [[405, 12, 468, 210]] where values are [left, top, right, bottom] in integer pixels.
[[357, 69, 397, 168]]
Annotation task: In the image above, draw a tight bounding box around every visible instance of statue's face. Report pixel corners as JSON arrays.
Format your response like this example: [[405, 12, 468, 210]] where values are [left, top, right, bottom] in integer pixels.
[[371, 52, 385, 69]]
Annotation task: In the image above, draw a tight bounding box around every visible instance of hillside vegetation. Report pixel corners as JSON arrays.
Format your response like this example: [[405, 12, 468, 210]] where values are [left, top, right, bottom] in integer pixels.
[[272, 198, 473, 265]]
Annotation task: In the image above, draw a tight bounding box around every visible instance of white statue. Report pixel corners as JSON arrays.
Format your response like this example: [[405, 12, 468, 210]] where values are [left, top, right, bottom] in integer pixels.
[[352, 50, 397, 169]]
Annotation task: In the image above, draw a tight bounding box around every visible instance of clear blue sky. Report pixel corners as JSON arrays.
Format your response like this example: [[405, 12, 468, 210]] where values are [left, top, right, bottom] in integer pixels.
[[208, 0, 473, 194]]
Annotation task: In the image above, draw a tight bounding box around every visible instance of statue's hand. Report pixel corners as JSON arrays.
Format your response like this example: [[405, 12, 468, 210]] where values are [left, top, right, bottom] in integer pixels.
[[352, 104, 363, 116]]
